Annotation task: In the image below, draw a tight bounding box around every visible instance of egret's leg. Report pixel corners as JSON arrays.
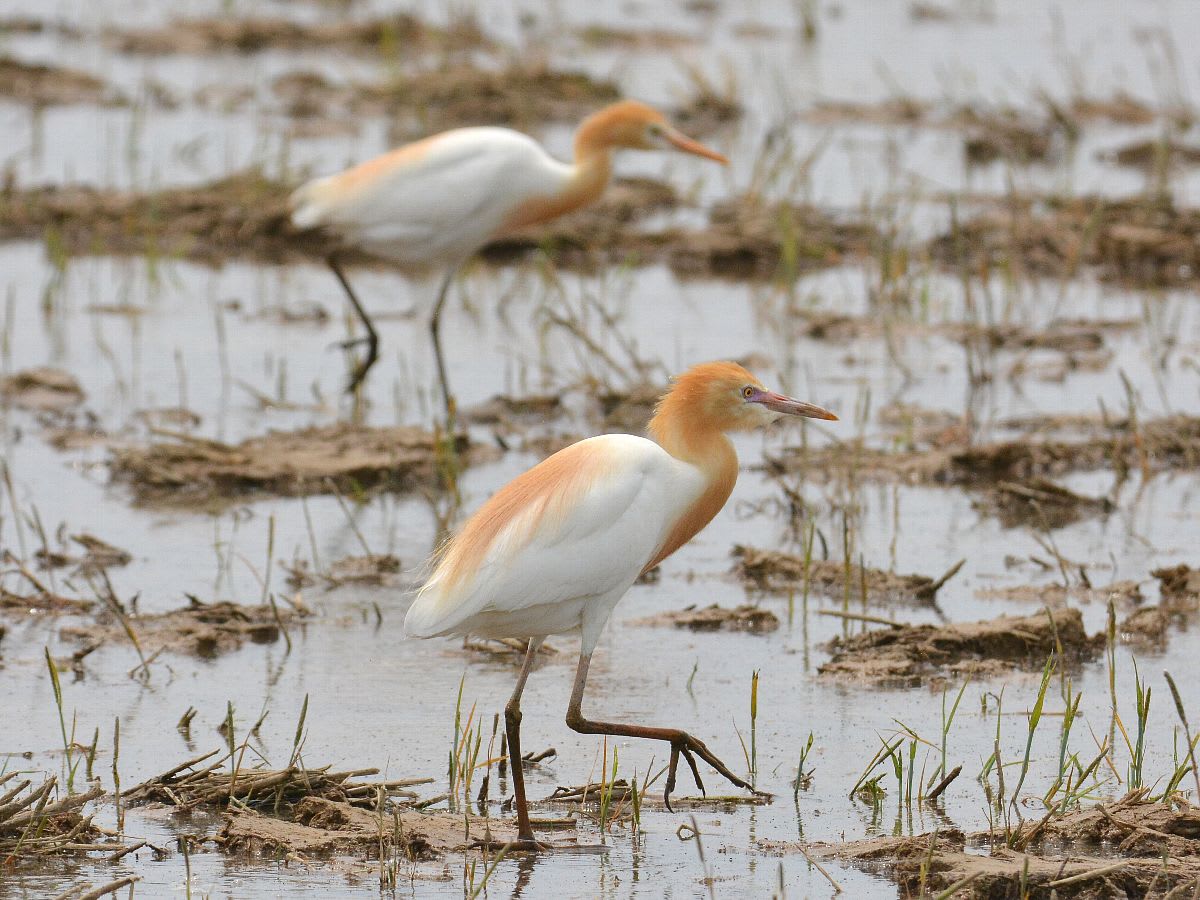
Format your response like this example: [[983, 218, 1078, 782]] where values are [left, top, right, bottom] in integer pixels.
[[473, 637, 546, 852], [564, 650, 759, 812], [429, 266, 458, 418], [327, 255, 379, 393]]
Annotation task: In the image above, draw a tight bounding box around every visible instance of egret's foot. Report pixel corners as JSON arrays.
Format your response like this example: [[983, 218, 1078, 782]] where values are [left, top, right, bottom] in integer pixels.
[[663, 731, 757, 813], [471, 837, 551, 854]]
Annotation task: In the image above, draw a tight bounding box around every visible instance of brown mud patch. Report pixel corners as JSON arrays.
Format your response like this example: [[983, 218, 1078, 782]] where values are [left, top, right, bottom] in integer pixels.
[[125, 749, 560, 859], [267, 62, 619, 138], [284, 553, 402, 590], [110, 14, 489, 57], [630, 603, 780, 633], [1, 367, 84, 412], [664, 196, 877, 280], [818, 607, 1099, 685], [1153, 564, 1200, 603], [0, 55, 116, 107], [109, 424, 480, 507], [927, 195, 1200, 288], [770, 415, 1200, 486], [35, 533, 131, 576], [799, 792, 1200, 898], [733, 545, 959, 605], [976, 477, 1113, 529], [1102, 139, 1200, 170], [61, 598, 304, 659], [0, 173, 871, 280], [0, 776, 110, 859]]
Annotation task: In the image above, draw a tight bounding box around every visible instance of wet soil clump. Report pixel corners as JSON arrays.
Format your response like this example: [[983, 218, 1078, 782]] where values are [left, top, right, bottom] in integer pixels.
[[802, 792, 1200, 898], [62, 598, 304, 658], [771, 415, 1200, 486], [630, 603, 780, 633], [818, 607, 1099, 685], [928, 195, 1200, 288], [733, 545, 955, 605], [0, 367, 84, 412], [109, 423, 478, 507], [110, 14, 488, 57], [0, 55, 114, 106], [0, 776, 109, 858]]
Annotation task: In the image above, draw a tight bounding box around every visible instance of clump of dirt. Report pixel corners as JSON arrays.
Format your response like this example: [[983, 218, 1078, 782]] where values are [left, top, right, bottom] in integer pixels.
[[976, 478, 1113, 529], [109, 423, 480, 507], [0, 169, 338, 266], [959, 110, 1057, 164], [381, 63, 620, 138], [124, 748, 427, 811], [35, 533, 131, 576], [976, 580, 1142, 608], [667, 195, 878, 280], [284, 554, 402, 590], [0, 55, 116, 106], [733, 545, 956, 605], [802, 97, 930, 126], [110, 14, 489, 56], [1153, 564, 1200, 603], [928, 195, 1200, 288], [0, 580, 93, 615], [61, 598, 303, 658], [802, 792, 1200, 898], [463, 393, 563, 427], [1102, 139, 1200, 170], [772, 415, 1200, 487], [0, 776, 108, 857], [219, 798, 519, 858], [596, 383, 664, 433], [1068, 93, 1157, 125], [574, 25, 698, 49], [124, 747, 546, 859], [818, 607, 1099, 685], [0, 367, 84, 412], [630, 603, 780, 633]]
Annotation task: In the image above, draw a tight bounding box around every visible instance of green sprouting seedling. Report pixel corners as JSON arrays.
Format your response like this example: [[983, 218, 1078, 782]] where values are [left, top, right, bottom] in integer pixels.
[[44, 648, 78, 792], [793, 732, 815, 798], [1129, 664, 1151, 790], [1010, 655, 1056, 810], [750, 670, 760, 789]]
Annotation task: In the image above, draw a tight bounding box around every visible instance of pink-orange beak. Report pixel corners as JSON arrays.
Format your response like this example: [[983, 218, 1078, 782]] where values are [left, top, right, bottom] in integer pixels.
[[754, 390, 839, 421], [665, 128, 729, 164]]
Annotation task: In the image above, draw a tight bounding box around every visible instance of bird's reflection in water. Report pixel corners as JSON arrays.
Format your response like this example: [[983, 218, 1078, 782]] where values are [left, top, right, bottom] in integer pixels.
[[508, 852, 538, 899]]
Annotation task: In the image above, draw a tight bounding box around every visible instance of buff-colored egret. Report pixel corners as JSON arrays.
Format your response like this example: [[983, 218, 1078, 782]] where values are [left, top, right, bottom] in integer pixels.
[[404, 361, 838, 849], [290, 101, 728, 402]]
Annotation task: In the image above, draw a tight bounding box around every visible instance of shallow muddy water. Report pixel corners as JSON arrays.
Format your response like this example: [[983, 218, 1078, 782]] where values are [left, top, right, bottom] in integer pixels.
[[3, 1, 1200, 898]]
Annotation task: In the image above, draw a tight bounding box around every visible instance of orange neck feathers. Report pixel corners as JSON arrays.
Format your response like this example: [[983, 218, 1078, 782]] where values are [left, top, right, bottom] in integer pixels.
[[641, 363, 749, 573]]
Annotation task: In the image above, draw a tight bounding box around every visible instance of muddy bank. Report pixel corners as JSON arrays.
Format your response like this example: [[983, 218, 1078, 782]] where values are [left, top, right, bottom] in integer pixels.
[[818, 607, 1099, 685], [0, 175, 874, 280], [110, 13, 489, 57], [629, 603, 780, 633], [770, 415, 1200, 486], [928, 195, 1200, 288], [800, 792, 1200, 897], [109, 423, 479, 507], [1, 367, 84, 412], [733, 545, 957, 605], [60, 598, 304, 659], [0, 776, 110, 860], [0, 55, 116, 107]]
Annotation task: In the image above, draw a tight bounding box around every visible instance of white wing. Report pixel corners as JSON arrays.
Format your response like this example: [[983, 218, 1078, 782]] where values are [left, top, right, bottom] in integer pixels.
[[404, 435, 705, 641], [290, 128, 571, 265]]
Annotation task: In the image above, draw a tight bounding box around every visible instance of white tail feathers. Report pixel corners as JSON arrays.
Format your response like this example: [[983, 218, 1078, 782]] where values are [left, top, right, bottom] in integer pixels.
[[289, 177, 334, 230]]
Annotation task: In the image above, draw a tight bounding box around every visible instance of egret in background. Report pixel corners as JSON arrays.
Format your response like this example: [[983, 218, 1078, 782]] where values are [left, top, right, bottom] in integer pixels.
[[289, 101, 728, 404], [404, 361, 838, 849]]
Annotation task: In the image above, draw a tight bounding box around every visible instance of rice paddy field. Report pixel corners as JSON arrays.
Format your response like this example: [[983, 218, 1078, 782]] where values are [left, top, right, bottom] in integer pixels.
[[3, 0, 1200, 897]]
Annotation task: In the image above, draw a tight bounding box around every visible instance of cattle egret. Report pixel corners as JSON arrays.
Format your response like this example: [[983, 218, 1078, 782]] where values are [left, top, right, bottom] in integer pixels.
[[289, 101, 728, 402], [404, 361, 838, 849]]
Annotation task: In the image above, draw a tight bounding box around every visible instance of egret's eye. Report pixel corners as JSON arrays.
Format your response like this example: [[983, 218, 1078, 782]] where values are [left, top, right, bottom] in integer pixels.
[[742, 385, 755, 400], [647, 123, 665, 137]]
